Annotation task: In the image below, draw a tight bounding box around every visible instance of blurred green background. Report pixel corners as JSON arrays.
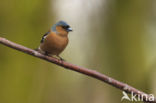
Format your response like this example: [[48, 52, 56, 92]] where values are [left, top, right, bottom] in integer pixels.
[[0, 0, 156, 103]]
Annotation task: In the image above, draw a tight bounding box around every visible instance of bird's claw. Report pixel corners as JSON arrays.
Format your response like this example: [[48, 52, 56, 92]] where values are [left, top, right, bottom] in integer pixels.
[[57, 56, 65, 61]]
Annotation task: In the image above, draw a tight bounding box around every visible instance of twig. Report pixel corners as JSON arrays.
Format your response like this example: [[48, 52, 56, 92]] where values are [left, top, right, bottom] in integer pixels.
[[0, 37, 155, 103]]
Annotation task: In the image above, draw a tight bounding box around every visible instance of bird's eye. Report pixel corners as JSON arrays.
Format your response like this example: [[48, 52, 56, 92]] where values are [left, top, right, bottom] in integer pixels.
[[62, 25, 69, 29]]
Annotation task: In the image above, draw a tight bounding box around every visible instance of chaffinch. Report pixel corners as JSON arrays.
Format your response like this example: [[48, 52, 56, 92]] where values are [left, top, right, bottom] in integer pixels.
[[38, 21, 72, 60]]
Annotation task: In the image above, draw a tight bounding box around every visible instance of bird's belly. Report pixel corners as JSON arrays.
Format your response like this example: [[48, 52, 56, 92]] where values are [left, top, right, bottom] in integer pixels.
[[40, 36, 68, 55]]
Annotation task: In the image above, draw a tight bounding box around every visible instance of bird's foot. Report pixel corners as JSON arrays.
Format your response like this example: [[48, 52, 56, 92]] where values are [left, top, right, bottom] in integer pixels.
[[57, 55, 65, 61]]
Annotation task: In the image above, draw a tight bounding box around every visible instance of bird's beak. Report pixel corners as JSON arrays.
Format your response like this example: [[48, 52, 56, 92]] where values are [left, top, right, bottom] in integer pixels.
[[67, 27, 73, 32]]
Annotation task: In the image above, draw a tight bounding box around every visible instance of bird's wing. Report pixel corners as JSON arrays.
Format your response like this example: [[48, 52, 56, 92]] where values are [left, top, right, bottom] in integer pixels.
[[40, 32, 49, 43]]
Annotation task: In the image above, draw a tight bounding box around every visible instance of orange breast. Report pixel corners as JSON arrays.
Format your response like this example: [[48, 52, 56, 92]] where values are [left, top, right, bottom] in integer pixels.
[[40, 32, 68, 55]]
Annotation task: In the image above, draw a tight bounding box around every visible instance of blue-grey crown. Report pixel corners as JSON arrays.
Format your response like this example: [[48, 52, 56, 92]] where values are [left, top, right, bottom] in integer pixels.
[[52, 21, 72, 32], [56, 21, 69, 26]]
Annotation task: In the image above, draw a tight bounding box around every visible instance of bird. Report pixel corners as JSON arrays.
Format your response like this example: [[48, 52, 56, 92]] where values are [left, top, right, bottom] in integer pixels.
[[38, 21, 72, 60]]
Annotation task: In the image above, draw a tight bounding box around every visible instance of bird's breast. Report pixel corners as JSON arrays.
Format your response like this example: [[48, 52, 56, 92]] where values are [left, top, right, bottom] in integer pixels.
[[40, 33, 68, 55]]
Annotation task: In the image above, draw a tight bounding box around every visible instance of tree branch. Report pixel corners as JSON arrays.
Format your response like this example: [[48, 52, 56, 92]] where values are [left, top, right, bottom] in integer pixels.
[[0, 37, 155, 103]]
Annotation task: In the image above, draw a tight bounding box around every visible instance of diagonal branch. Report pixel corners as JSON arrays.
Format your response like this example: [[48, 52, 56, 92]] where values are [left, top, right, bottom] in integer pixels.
[[0, 37, 155, 103]]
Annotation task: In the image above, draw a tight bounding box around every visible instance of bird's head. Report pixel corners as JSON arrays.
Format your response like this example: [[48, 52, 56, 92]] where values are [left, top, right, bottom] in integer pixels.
[[51, 21, 72, 35]]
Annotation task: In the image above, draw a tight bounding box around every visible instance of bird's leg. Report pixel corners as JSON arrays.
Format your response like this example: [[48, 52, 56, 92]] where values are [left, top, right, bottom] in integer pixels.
[[57, 55, 65, 61], [44, 51, 50, 56]]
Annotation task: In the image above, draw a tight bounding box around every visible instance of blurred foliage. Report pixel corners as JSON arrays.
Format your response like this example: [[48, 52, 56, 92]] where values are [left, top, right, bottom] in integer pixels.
[[0, 0, 55, 103], [0, 0, 155, 103], [106, 0, 150, 88], [101, 0, 153, 102]]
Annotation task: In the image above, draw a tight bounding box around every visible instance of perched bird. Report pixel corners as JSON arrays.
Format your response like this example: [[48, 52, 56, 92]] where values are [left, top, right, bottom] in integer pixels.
[[38, 21, 72, 60]]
